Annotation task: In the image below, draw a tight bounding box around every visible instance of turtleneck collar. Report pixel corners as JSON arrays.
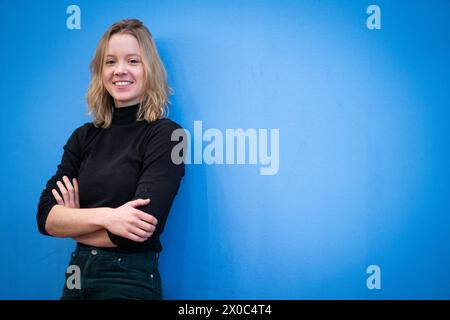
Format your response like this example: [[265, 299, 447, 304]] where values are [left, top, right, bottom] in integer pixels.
[[112, 103, 140, 125]]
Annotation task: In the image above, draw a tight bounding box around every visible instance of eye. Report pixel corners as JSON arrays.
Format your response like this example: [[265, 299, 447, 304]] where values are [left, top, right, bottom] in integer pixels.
[[129, 59, 140, 64], [105, 60, 115, 65]]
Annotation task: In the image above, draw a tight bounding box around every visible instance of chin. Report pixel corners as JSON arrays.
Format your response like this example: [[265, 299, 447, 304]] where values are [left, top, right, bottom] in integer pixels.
[[114, 95, 138, 102]]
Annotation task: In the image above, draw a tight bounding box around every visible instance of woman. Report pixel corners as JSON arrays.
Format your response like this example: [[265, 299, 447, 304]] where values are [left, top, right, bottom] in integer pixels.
[[36, 19, 185, 300]]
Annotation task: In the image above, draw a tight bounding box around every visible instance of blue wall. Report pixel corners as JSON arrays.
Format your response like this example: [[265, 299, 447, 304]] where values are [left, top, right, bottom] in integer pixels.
[[1, 0, 449, 299]]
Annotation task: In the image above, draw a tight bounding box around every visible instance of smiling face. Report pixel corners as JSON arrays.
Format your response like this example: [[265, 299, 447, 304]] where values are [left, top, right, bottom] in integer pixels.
[[102, 33, 145, 108]]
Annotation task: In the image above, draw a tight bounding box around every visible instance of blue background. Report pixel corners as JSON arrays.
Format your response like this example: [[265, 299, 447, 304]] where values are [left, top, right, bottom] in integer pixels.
[[1, 0, 449, 299]]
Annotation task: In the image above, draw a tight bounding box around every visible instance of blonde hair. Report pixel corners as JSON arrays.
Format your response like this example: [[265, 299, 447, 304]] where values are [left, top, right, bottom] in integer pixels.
[[86, 19, 172, 128]]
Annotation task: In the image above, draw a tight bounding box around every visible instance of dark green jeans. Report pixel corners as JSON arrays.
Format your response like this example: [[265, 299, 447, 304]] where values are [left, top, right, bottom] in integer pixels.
[[61, 244, 162, 300]]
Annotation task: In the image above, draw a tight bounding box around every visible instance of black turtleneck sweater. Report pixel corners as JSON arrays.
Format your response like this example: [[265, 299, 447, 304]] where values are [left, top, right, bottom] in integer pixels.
[[36, 104, 185, 252]]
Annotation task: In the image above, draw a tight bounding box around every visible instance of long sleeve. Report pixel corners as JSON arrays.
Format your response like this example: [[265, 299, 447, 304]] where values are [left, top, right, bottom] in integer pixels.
[[36, 125, 84, 236], [107, 119, 185, 250]]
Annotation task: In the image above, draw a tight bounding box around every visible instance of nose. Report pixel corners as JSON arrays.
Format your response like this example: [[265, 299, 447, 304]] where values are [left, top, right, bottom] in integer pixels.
[[113, 61, 128, 76]]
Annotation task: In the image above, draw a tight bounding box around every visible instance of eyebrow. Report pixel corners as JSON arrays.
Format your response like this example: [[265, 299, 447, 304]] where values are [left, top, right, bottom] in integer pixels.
[[105, 54, 141, 58]]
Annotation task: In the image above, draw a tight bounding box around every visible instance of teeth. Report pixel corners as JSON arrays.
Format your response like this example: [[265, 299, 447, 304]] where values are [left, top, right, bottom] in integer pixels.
[[114, 81, 132, 86]]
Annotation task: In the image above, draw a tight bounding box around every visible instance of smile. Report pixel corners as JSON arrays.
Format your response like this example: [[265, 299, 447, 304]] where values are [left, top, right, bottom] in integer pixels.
[[113, 81, 134, 86]]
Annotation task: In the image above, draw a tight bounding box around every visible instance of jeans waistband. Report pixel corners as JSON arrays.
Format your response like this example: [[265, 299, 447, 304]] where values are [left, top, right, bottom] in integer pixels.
[[75, 243, 160, 260]]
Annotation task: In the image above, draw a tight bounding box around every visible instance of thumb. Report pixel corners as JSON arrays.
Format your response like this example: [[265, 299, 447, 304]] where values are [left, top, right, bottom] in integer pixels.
[[127, 198, 151, 207]]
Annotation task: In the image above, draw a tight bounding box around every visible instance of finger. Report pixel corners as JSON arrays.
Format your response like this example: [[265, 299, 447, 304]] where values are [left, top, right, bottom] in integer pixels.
[[134, 219, 156, 233], [130, 227, 151, 239], [56, 181, 69, 205], [62, 176, 75, 207], [124, 232, 147, 242], [127, 198, 151, 208], [52, 189, 65, 206], [73, 178, 80, 208], [135, 210, 158, 225]]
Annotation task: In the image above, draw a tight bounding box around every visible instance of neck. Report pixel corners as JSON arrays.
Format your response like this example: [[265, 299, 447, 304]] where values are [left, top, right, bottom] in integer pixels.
[[111, 103, 140, 125]]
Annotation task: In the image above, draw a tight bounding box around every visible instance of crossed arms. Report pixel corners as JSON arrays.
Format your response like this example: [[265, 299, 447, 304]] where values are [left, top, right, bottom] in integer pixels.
[[46, 176, 157, 247]]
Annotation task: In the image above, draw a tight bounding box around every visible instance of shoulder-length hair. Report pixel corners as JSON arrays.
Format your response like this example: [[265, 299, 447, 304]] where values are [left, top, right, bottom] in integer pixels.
[[86, 19, 171, 128]]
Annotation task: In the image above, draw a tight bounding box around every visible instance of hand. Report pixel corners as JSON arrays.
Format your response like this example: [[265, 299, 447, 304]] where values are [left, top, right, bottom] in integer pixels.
[[52, 176, 80, 208], [104, 199, 158, 242]]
